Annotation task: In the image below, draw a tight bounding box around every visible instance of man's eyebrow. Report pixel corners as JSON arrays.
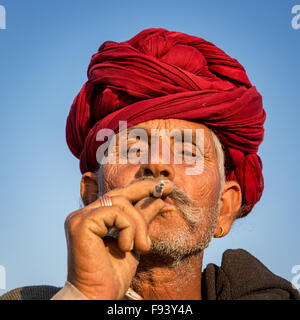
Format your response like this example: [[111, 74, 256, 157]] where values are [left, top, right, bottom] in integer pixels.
[[180, 130, 204, 146], [117, 126, 149, 142], [127, 126, 150, 140]]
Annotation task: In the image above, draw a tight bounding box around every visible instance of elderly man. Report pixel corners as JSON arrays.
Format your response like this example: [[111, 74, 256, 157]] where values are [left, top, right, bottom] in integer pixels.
[[1, 28, 299, 300]]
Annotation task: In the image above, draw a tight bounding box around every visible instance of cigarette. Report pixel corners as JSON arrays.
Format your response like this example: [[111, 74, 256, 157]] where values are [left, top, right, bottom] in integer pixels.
[[153, 180, 165, 198]]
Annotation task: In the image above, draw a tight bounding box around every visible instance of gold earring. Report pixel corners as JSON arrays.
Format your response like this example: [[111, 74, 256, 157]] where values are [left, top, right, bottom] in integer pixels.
[[215, 226, 224, 238]]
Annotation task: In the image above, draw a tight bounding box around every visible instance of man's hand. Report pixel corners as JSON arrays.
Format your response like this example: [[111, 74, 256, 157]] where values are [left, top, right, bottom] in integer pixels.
[[64, 179, 173, 300]]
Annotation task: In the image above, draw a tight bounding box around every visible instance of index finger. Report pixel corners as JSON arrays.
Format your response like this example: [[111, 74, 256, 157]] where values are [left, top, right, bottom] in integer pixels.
[[83, 179, 173, 212], [107, 179, 173, 203]]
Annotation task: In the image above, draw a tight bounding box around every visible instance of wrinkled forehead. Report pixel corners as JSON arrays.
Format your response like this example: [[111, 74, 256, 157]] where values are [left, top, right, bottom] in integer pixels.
[[134, 118, 210, 131]]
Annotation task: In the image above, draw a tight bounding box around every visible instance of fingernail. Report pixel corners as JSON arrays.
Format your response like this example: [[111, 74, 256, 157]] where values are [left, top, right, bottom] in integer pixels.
[[147, 235, 152, 247], [130, 240, 134, 251]]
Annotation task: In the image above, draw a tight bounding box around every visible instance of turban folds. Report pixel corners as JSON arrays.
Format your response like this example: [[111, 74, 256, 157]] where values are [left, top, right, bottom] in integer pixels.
[[66, 28, 266, 216]]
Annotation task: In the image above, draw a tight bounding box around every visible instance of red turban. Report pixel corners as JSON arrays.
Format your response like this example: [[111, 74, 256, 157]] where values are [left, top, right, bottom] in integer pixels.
[[66, 28, 266, 216]]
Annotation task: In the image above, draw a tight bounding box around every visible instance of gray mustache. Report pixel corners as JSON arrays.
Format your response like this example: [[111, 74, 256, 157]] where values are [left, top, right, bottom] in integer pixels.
[[137, 176, 202, 227]]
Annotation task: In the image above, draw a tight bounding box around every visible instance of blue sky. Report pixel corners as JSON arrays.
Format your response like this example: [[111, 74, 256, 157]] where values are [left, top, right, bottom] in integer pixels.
[[0, 0, 299, 294]]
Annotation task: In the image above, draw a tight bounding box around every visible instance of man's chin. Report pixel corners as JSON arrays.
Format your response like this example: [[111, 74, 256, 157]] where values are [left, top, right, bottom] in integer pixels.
[[139, 237, 204, 267], [148, 207, 185, 235], [144, 224, 199, 262], [143, 212, 214, 264]]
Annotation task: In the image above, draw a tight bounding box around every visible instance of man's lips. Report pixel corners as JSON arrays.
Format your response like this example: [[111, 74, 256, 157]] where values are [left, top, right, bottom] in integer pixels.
[[163, 198, 176, 207], [160, 197, 177, 212]]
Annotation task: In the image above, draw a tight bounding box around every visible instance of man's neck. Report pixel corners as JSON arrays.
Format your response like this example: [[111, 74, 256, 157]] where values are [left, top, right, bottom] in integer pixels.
[[131, 251, 203, 300]]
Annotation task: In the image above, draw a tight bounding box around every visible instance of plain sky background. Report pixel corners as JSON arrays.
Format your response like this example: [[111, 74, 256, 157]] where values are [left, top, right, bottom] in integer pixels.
[[0, 0, 300, 294]]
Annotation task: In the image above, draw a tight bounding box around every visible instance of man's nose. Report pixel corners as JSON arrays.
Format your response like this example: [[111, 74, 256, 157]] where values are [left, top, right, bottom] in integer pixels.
[[139, 163, 175, 180]]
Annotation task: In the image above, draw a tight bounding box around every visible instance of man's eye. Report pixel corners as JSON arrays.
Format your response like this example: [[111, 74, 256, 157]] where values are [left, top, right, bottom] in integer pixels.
[[128, 148, 140, 154], [182, 144, 198, 157], [183, 150, 196, 157]]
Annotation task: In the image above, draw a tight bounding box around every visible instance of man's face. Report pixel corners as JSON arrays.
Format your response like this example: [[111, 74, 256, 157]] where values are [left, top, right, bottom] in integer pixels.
[[99, 119, 222, 262]]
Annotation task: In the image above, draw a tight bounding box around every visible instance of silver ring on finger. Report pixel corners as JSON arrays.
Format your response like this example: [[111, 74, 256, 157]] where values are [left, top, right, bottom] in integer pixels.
[[99, 194, 113, 207]]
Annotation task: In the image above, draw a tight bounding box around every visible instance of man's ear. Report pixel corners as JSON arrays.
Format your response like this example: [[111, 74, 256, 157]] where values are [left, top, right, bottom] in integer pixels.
[[214, 181, 242, 238], [80, 172, 99, 206]]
